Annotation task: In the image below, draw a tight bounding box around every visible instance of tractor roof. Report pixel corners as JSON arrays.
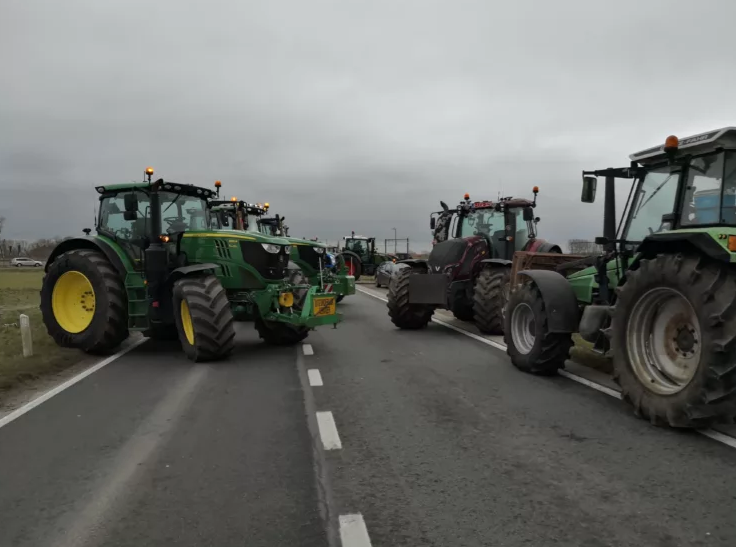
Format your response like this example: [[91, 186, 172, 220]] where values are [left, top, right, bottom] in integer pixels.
[[96, 181, 217, 199], [630, 127, 736, 165], [345, 235, 370, 240]]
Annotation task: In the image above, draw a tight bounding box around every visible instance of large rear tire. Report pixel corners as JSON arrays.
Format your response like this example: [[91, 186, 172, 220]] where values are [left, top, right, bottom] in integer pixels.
[[387, 267, 434, 329], [504, 282, 572, 375], [173, 275, 235, 362], [611, 253, 736, 428], [474, 267, 510, 334], [40, 249, 128, 354], [254, 317, 309, 345]]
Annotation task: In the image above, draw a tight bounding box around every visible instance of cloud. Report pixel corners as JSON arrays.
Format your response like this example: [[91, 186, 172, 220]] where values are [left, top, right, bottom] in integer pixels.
[[2, 0, 735, 249]]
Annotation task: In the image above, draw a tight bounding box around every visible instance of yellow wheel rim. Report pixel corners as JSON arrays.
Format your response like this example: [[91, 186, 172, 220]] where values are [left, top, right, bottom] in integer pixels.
[[51, 271, 96, 334], [180, 299, 195, 345]]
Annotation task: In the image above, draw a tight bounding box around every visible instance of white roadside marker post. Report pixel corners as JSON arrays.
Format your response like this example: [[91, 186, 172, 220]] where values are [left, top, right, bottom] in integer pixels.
[[19, 314, 33, 357]]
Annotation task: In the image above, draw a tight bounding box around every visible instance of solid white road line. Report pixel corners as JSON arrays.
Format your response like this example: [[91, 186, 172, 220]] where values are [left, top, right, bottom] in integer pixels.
[[355, 286, 736, 450], [308, 369, 324, 387], [303, 343, 314, 356], [339, 514, 373, 547], [558, 370, 622, 399], [316, 411, 342, 450], [0, 338, 147, 430]]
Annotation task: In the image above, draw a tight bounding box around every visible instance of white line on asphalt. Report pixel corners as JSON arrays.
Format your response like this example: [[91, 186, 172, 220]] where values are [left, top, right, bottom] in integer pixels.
[[355, 286, 736, 451], [558, 370, 622, 399], [0, 338, 147, 430], [303, 343, 314, 356], [339, 514, 373, 547], [308, 369, 324, 387], [316, 411, 342, 450], [698, 429, 736, 449]]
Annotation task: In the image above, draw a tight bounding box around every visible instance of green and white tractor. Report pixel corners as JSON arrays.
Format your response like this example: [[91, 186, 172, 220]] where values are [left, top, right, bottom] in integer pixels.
[[40, 170, 341, 362], [210, 199, 355, 303], [504, 129, 736, 427]]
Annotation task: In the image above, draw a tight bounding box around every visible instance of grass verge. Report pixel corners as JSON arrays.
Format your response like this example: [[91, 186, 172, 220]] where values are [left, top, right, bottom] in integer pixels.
[[0, 269, 81, 393]]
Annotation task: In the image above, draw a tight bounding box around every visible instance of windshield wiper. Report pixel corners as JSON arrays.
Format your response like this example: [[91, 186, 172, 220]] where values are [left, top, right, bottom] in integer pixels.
[[637, 174, 674, 212], [162, 193, 183, 215]]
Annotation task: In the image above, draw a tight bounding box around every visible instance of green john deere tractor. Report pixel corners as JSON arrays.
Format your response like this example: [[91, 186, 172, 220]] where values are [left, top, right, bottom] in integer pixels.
[[209, 199, 355, 303], [339, 232, 395, 281], [504, 128, 736, 428], [40, 170, 341, 362]]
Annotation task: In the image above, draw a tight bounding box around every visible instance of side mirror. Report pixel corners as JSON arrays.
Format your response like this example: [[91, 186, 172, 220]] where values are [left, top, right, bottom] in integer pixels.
[[124, 193, 138, 212], [581, 176, 597, 203], [123, 211, 137, 221], [430, 216, 436, 230], [523, 207, 534, 221]]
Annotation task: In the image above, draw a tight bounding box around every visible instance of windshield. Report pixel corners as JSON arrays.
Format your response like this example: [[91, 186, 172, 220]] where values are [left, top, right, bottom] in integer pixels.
[[160, 191, 210, 233], [459, 209, 504, 239], [624, 166, 679, 242]]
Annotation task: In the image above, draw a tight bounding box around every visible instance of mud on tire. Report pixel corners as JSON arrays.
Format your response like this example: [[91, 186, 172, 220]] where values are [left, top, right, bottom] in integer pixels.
[[387, 267, 434, 329], [173, 274, 235, 362], [611, 253, 736, 428], [504, 282, 572, 375], [474, 267, 510, 334], [40, 249, 128, 354]]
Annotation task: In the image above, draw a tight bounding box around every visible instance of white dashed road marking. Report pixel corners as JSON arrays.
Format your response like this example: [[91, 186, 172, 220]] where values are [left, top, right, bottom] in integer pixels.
[[316, 411, 342, 450], [339, 514, 373, 547], [355, 286, 736, 451], [308, 369, 324, 387], [303, 344, 314, 356]]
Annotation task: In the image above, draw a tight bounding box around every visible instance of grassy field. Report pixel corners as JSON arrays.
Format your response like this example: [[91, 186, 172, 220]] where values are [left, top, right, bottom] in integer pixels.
[[0, 269, 80, 392]]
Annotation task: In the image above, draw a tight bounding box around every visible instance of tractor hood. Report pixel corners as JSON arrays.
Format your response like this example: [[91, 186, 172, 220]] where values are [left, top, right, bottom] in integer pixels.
[[182, 229, 291, 246], [287, 238, 328, 249]]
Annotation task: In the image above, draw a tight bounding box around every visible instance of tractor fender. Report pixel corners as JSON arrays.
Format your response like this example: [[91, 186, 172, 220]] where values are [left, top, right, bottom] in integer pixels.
[[398, 258, 429, 272], [636, 232, 731, 264], [524, 239, 563, 254], [517, 269, 579, 333], [166, 263, 221, 286], [45, 237, 130, 277]]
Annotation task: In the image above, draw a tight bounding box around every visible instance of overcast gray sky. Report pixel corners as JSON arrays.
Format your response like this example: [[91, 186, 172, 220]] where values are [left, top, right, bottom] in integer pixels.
[[1, 0, 733, 251]]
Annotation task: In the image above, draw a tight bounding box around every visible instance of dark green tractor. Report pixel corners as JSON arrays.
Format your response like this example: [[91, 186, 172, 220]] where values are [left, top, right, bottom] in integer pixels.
[[40, 170, 341, 362], [505, 129, 736, 427], [339, 232, 395, 281], [210, 200, 355, 302]]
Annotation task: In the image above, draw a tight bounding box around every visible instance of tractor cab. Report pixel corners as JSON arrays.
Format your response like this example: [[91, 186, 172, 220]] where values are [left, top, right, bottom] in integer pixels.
[[343, 235, 373, 257], [96, 173, 217, 269]]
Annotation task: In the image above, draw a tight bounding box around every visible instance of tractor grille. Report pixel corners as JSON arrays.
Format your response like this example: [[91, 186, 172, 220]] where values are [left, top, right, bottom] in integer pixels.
[[239, 241, 289, 280], [428, 239, 467, 272], [213, 239, 232, 259], [296, 245, 323, 271]]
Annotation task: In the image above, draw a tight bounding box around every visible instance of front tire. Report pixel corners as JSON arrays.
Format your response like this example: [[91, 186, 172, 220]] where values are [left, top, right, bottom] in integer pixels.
[[504, 282, 572, 375], [611, 253, 736, 428], [387, 267, 433, 329], [474, 268, 510, 334], [173, 275, 235, 362], [40, 249, 128, 353]]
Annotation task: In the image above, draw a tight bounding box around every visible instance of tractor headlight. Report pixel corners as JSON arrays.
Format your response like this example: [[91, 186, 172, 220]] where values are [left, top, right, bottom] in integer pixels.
[[313, 247, 325, 254], [262, 243, 281, 254], [284, 245, 291, 253]]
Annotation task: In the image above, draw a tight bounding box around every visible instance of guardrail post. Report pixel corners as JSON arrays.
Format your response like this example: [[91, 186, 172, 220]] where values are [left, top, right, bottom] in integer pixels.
[[19, 314, 33, 357]]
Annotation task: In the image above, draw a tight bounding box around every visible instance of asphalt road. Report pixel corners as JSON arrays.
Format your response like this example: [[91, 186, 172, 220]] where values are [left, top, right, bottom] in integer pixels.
[[2, 291, 736, 546]]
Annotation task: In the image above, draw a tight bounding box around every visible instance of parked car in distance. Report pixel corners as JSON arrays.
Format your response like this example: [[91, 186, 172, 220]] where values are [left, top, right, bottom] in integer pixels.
[[375, 260, 404, 288], [10, 257, 43, 267]]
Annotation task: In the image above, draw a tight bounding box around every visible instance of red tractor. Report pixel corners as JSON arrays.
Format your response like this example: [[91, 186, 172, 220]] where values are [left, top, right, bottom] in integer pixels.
[[388, 188, 561, 333]]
